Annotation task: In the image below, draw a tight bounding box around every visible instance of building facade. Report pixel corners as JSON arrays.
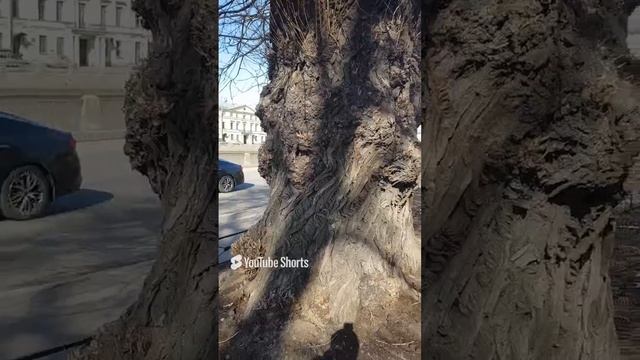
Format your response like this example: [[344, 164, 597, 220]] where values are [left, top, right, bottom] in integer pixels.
[[0, 0, 150, 68], [219, 105, 266, 144], [630, 10, 640, 57]]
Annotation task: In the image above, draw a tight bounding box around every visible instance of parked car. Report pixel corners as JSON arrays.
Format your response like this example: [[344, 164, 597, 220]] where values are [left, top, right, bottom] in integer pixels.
[[218, 159, 244, 193], [0, 112, 82, 220]]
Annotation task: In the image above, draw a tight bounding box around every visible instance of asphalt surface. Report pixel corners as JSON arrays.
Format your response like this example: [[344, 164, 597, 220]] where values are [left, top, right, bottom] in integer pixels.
[[219, 167, 270, 264], [0, 139, 268, 359]]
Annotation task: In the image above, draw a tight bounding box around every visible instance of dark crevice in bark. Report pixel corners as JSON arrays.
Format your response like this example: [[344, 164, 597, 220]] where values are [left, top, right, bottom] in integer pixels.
[[549, 183, 624, 220]]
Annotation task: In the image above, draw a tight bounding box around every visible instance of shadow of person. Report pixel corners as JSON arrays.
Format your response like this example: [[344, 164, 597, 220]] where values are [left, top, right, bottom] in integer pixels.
[[314, 323, 359, 360]]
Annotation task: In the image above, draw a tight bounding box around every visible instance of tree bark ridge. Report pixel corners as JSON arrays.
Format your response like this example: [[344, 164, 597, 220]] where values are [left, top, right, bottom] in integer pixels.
[[424, 1, 640, 359]]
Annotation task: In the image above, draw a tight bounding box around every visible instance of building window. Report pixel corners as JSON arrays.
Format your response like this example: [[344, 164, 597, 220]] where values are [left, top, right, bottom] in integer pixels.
[[39, 36, 47, 55], [78, 3, 86, 28], [115, 41, 121, 58], [79, 38, 88, 66], [56, 37, 64, 57], [38, 0, 46, 20], [100, 5, 107, 26], [105, 38, 113, 67], [135, 16, 141, 28], [12, 0, 19, 18], [0, 33, 3, 49], [135, 41, 141, 64], [56, 1, 63, 21], [116, 7, 123, 27]]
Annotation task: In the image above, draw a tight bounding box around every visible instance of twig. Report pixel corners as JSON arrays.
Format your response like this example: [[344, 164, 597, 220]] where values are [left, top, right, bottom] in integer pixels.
[[375, 339, 415, 346], [219, 330, 240, 344], [308, 340, 331, 348]]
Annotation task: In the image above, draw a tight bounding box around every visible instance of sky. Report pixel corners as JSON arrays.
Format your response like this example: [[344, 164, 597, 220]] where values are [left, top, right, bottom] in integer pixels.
[[218, 51, 266, 108], [218, 83, 263, 108], [218, 1, 269, 109]]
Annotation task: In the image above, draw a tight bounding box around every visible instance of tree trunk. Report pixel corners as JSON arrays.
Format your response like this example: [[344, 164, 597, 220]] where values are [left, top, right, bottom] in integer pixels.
[[220, 0, 421, 358], [424, 1, 640, 359], [71, 1, 217, 359]]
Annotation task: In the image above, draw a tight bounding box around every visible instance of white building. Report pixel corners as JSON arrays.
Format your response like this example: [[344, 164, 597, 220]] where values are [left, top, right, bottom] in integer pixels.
[[0, 0, 150, 67], [219, 105, 266, 144], [629, 8, 640, 57]]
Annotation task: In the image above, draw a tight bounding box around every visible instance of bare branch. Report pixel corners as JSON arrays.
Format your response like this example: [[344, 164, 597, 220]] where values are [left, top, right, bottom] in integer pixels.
[[219, 0, 270, 97]]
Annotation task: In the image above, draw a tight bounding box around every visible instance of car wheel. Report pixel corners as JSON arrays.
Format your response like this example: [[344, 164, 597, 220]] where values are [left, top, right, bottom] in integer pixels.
[[219, 175, 235, 193], [0, 165, 52, 220]]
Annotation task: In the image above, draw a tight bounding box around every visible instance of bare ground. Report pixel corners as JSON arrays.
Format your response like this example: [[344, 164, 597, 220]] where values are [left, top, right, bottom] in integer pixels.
[[219, 267, 420, 360]]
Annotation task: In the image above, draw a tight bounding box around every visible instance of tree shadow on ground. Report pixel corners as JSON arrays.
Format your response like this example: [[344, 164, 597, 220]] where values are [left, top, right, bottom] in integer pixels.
[[313, 323, 360, 360], [0, 199, 158, 360]]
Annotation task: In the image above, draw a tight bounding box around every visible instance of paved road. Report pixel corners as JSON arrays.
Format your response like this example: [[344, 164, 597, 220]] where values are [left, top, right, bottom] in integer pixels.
[[0, 139, 269, 359], [219, 167, 270, 263]]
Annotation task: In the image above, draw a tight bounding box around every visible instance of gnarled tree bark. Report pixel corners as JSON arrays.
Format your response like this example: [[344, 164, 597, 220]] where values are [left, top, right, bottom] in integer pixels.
[[71, 1, 217, 359], [425, 1, 640, 359], [220, 0, 421, 358]]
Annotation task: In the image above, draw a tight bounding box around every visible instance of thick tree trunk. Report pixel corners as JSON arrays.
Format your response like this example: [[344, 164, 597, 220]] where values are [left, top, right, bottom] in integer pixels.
[[424, 1, 640, 359], [220, 0, 421, 358], [71, 1, 217, 359]]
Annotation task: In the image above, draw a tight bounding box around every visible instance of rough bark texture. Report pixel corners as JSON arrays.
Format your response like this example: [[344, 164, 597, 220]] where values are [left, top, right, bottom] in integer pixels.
[[220, 0, 421, 358], [612, 207, 640, 358], [70, 1, 217, 359], [425, 1, 640, 359]]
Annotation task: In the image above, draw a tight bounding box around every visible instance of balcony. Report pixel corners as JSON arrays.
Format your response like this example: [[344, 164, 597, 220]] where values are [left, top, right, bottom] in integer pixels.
[[73, 23, 107, 35]]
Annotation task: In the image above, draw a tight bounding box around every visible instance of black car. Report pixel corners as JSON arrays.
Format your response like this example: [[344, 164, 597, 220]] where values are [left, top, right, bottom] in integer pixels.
[[0, 112, 82, 220], [218, 159, 244, 193]]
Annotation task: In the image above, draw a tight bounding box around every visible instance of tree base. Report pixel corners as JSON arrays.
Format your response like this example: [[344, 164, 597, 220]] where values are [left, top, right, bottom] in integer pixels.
[[220, 240, 420, 359]]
